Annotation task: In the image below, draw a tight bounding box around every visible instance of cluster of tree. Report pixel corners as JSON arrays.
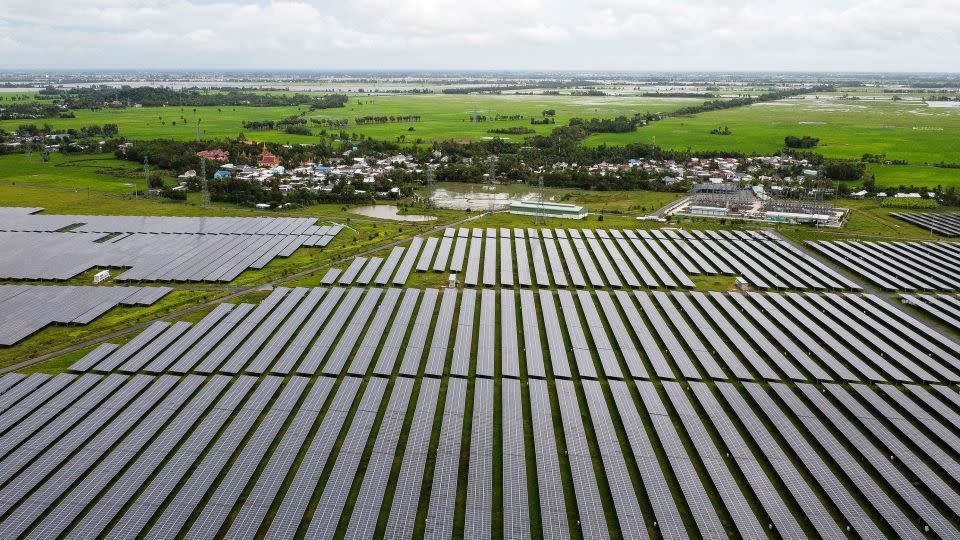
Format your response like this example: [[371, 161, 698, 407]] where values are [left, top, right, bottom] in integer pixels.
[[570, 90, 607, 96], [642, 92, 718, 98], [569, 114, 645, 134], [530, 117, 556, 125], [669, 87, 831, 117], [542, 109, 556, 116], [0, 103, 64, 120], [822, 161, 865, 181], [784, 135, 819, 148], [494, 114, 524, 121], [277, 116, 306, 127], [241, 120, 276, 131], [710, 126, 732, 135], [284, 125, 312, 136], [51, 86, 348, 109], [310, 118, 349, 128], [487, 127, 536, 135], [354, 115, 422, 125]]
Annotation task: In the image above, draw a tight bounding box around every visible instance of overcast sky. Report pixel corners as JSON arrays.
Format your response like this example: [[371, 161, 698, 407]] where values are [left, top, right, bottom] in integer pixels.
[[1, 0, 957, 72]]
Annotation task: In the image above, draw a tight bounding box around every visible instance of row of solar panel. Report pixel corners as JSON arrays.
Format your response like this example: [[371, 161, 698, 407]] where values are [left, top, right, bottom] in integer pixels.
[[0, 208, 336, 236], [0, 369, 957, 538], [0, 285, 172, 346], [892, 212, 960, 237], [808, 239, 960, 291], [327, 227, 860, 291], [902, 294, 960, 331], [0, 226, 341, 282], [71, 286, 960, 385]]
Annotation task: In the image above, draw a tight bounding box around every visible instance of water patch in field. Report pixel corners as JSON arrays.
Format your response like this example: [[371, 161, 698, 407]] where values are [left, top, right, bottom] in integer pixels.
[[429, 187, 541, 211], [349, 205, 436, 221]]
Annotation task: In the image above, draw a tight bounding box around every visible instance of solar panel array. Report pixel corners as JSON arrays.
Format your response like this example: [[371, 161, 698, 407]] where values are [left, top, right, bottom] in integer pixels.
[[63, 287, 960, 386], [0, 209, 342, 282], [808, 239, 960, 291], [891, 211, 960, 237], [0, 285, 172, 345], [0, 315, 958, 537], [333, 227, 860, 291], [901, 293, 960, 331]]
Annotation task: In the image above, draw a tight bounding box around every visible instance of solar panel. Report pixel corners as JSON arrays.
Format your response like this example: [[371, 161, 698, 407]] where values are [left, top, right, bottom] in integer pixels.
[[348, 288, 402, 376], [269, 288, 345, 375], [398, 289, 439, 376], [500, 290, 520, 378], [374, 246, 405, 285], [338, 257, 367, 285], [433, 235, 454, 272], [424, 377, 467, 539], [483, 232, 497, 287], [501, 379, 530, 540], [476, 289, 496, 377], [424, 289, 457, 376], [464, 378, 493, 539], [575, 291, 622, 379], [322, 288, 384, 375], [527, 379, 570, 540], [464, 232, 483, 286], [295, 287, 365, 375], [450, 289, 477, 377], [393, 237, 424, 286], [538, 291, 571, 379], [417, 236, 439, 273], [519, 290, 546, 379], [355, 256, 383, 285]]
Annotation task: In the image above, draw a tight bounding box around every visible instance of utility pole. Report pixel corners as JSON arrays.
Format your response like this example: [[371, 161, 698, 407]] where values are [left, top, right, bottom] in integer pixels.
[[140, 156, 148, 199]]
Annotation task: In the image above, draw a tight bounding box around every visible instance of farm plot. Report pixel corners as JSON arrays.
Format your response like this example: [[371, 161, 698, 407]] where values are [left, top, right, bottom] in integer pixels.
[[807, 239, 960, 291], [332, 227, 860, 292]]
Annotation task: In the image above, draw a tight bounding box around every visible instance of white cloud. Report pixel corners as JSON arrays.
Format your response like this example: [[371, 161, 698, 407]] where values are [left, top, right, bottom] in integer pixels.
[[0, 0, 957, 70]]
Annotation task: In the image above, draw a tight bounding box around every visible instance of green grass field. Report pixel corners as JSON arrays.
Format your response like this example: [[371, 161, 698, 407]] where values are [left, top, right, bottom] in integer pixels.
[[865, 163, 960, 188], [587, 97, 960, 164]]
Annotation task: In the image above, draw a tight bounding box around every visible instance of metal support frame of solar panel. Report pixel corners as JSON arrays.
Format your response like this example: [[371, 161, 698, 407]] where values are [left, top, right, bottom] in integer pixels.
[[650, 291, 725, 379], [517, 290, 546, 379], [526, 379, 570, 540], [693, 382, 842, 540], [265, 376, 361, 539], [449, 228, 469, 273], [384, 377, 440, 539], [568, 229, 605, 287], [573, 291, 622, 379], [355, 256, 383, 285], [739, 293, 857, 382], [514, 228, 532, 287], [424, 377, 467, 540], [579, 380, 647, 539], [552, 290, 598, 380], [397, 288, 439, 377], [766, 293, 896, 382], [375, 246, 405, 286], [342, 378, 415, 539], [218, 287, 309, 374], [393, 237, 423, 285], [348, 288, 403, 376], [294, 287, 364, 375], [463, 230, 483, 286], [635, 381, 726, 539], [143, 303, 235, 373], [424, 289, 457, 377], [183, 376, 307, 539], [0, 374, 105, 480], [321, 288, 384, 375], [669, 292, 753, 380], [30, 375, 229, 538], [417, 236, 439, 272], [482, 228, 498, 287], [192, 287, 291, 374], [553, 229, 587, 288], [769, 383, 936, 539], [604, 381, 683, 538], [2, 375, 203, 539], [432, 229, 455, 272], [0, 374, 152, 523], [803, 292, 938, 381], [451, 289, 477, 377], [891, 212, 960, 237], [141, 376, 284, 539], [67, 375, 244, 539], [116, 321, 191, 373], [223, 378, 334, 540], [660, 381, 766, 538], [539, 229, 568, 287], [464, 378, 493, 539], [537, 290, 572, 379], [526, 228, 551, 287], [475, 289, 496, 378], [554, 379, 609, 540], [244, 288, 325, 375], [306, 377, 389, 539], [500, 378, 530, 540], [820, 383, 960, 519], [269, 287, 345, 375]]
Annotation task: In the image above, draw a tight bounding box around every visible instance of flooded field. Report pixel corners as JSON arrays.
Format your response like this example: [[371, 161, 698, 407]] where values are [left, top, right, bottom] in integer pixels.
[[429, 186, 544, 211], [349, 205, 436, 222]]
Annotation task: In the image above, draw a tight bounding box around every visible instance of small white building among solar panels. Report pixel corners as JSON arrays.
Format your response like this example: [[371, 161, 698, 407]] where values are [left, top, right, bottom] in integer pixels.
[[508, 201, 587, 219]]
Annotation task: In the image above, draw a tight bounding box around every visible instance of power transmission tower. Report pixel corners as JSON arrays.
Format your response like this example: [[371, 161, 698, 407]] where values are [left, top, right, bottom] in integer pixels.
[[424, 168, 435, 209], [535, 175, 546, 225], [487, 156, 497, 212], [140, 156, 148, 200], [24, 137, 32, 161], [196, 119, 210, 208]]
